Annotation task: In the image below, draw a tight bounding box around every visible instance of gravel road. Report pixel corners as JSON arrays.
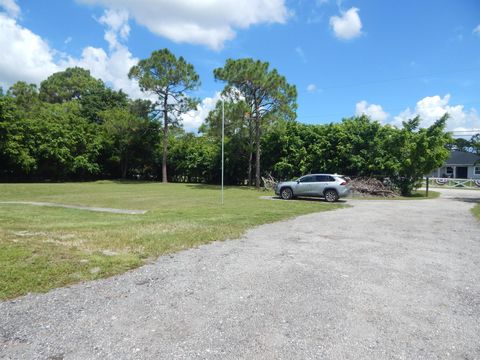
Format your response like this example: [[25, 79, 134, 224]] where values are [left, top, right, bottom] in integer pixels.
[[1, 188, 479, 360]]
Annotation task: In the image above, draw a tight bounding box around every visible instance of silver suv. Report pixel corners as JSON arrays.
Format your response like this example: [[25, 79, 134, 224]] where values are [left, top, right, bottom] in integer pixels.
[[275, 174, 350, 202]]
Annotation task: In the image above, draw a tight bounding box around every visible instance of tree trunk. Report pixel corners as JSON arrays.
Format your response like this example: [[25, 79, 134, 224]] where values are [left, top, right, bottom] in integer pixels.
[[162, 95, 168, 183], [121, 152, 128, 179], [247, 150, 253, 186], [255, 110, 261, 189]]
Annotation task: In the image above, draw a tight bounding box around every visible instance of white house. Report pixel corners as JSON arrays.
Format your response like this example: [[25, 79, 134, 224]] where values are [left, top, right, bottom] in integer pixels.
[[430, 150, 480, 179]]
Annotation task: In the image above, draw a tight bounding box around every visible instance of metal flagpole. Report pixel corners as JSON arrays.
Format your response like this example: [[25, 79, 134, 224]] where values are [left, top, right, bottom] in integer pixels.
[[221, 98, 225, 205]]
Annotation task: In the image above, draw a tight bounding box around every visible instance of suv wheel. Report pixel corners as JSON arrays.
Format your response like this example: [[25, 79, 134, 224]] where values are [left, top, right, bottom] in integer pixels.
[[280, 187, 293, 200], [324, 189, 339, 202]]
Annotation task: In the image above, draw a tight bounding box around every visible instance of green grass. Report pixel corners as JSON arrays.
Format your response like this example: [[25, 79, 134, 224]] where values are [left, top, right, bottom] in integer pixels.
[[0, 181, 344, 299], [406, 190, 441, 199], [472, 204, 480, 220]]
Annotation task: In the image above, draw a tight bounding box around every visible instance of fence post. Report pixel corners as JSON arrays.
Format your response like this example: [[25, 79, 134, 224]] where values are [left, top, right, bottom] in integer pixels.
[[426, 177, 429, 198]]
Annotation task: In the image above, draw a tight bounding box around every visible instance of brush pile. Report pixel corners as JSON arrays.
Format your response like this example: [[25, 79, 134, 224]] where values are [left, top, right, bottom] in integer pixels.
[[261, 173, 278, 191], [349, 177, 397, 197]]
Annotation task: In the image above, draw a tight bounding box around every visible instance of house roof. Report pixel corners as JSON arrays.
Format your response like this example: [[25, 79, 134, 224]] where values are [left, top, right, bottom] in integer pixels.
[[445, 150, 480, 165]]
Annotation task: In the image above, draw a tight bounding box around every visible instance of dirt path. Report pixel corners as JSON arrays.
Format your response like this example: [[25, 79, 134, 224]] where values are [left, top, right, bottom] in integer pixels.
[[1, 188, 479, 359]]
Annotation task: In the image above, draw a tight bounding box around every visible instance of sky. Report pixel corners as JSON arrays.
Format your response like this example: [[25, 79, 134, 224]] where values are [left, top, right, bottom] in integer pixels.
[[0, 0, 479, 134]]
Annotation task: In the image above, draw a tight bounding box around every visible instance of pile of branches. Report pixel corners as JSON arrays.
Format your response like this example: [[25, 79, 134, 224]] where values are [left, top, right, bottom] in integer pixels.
[[349, 177, 397, 197], [261, 173, 278, 191]]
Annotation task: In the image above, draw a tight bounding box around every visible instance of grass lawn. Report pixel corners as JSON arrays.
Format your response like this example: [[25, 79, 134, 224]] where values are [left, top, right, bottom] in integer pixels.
[[405, 190, 441, 199], [473, 204, 480, 220], [0, 181, 344, 300]]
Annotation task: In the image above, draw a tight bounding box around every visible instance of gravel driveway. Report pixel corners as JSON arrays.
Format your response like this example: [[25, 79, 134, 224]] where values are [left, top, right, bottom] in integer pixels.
[[1, 188, 479, 360]]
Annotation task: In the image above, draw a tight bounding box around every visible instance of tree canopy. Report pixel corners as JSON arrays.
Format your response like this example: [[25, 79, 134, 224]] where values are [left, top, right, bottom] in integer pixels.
[[129, 49, 200, 183], [214, 58, 297, 188], [40, 67, 103, 104], [0, 51, 456, 195]]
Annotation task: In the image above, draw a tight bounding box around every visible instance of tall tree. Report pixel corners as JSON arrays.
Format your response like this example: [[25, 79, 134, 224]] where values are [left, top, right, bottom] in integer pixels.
[[128, 49, 200, 183], [168, 132, 218, 183], [214, 58, 297, 188], [471, 134, 480, 154], [31, 102, 103, 179], [39, 67, 103, 103], [384, 114, 451, 196], [7, 81, 40, 114], [101, 108, 158, 179], [40, 67, 128, 123], [0, 95, 36, 177], [129, 99, 154, 120], [449, 137, 473, 152], [202, 99, 255, 184]]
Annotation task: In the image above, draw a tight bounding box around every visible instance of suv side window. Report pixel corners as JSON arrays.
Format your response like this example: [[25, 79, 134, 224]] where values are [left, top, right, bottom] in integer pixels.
[[299, 175, 315, 183], [316, 175, 334, 182]]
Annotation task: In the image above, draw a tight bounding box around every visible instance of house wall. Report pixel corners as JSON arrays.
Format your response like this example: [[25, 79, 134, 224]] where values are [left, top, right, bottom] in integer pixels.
[[468, 166, 480, 179], [429, 165, 480, 179]]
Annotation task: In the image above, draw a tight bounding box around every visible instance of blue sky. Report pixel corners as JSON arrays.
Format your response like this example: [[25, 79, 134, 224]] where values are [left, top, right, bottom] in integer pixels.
[[0, 0, 479, 133]]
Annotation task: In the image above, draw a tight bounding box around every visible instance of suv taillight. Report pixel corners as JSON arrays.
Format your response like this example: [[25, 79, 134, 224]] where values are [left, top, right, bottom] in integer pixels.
[[340, 181, 347, 185]]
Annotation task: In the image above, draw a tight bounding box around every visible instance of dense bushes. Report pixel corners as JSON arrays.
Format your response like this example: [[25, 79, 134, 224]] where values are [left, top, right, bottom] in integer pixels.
[[0, 66, 452, 195]]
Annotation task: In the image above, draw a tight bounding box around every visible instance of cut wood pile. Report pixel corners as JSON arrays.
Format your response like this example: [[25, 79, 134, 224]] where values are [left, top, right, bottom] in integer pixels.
[[261, 173, 278, 191], [349, 177, 397, 197]]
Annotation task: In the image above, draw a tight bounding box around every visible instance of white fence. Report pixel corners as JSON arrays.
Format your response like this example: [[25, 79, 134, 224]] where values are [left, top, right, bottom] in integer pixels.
[[427, 177, 480, 189]]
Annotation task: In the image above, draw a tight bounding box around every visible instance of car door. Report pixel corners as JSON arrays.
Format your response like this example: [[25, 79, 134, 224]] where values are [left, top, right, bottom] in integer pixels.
[[315, 175, 335, 196], [313, 175, 328, 195], [296, 175, 316, 196]]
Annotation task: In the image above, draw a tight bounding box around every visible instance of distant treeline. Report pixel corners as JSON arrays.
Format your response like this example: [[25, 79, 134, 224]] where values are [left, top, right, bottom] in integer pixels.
[[0, 49, 457, 195]]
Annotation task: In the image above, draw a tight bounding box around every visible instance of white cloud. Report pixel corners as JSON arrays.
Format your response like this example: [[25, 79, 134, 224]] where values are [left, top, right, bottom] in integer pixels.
[[329, 7, 362, 40], [63, 8, 144, 99], [353, 96, 480, 133], [306, 84, 317, 93], [77, 0, 290, 50], [392, 94, 480, 131], [0, 0, 20, 18], [473, 24, 480, 36], [392, 108, 413, 127], [295, 46, 306, 62], [0, 13, 60, 88], [181, 92, 222, 133], [63, 43, 143, 99], [355, 100, 388, 122], [98, 8, 130, 49], [0, 6, 144, 99]]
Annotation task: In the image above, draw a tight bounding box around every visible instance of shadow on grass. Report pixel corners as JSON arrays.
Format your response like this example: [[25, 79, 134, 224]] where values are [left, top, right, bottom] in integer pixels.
[[408, 193, 428, 198], [110, 180, 158, 185], [185, 184, 255, 191], [107, 181, 262, 192]]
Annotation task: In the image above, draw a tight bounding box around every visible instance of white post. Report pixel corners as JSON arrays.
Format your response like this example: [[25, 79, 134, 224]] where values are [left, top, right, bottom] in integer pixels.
[[221, 98, 225, 205]]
